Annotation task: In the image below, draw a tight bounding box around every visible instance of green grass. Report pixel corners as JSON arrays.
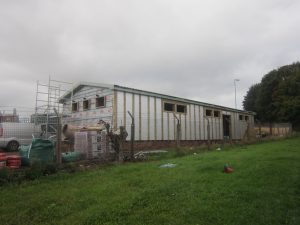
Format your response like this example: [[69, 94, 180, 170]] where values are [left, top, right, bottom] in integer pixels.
[[1, 138, 300, 225]]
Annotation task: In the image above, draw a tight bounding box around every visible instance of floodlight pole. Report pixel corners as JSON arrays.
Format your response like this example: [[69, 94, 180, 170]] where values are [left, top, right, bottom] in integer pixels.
[[234, 79, 240, 109]]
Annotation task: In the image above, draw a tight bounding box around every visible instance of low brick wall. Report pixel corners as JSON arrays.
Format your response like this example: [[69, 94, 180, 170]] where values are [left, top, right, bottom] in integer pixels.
[[123, 140, 224, 151]]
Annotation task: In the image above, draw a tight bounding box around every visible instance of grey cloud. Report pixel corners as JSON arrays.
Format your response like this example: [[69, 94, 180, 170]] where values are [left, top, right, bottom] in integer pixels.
[[1, 0, 300, 112]]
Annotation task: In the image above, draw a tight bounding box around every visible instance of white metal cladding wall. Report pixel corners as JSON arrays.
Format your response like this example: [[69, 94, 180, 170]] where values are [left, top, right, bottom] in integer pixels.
[[232, 112, 242, 139], [186, 105, 191, 140], [219, 115, 224, 139], [195, 105, 200, 140], [200, 106, 206, 140], [62, 86, 113, 126], [211, 117, 216, 140], [216, 117, 222, 140], [170, 112, 175, 140], [149, 97, 155, 140], [115, 90, 254, 141], [199, 106, 204, 140], [117, 91, 124, 127], [190, 105, 194, 140], [156, 98, 162, 140], [179, 113, 185, 141], [230, 112, 237, 139], [162, 111, 168, 140], [141, 95, 148, 140], [125, 92, 132, 138], [116, 92, 160, 141]]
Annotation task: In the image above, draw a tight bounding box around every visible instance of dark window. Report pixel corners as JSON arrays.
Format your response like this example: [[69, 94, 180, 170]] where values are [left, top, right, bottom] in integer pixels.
[[96, 96, 105, 108], [245, 115, 249, 121], [72, 102, 78, 112], [164, 102, 175, 112], [205, 109, 212, 116], [214, 111, 220, 117], [176, 104, 186, 113], [83, 99, 90, 110], [239, 115, 244, 120]]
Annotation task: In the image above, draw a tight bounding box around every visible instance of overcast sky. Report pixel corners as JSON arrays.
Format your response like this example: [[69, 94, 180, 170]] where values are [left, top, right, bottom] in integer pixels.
[[1, 0, 300, 113]]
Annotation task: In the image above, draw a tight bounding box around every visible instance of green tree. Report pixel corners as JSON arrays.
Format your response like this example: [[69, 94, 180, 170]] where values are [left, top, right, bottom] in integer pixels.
[[243, 83, 260, 113], [244, 62, 300, 130]]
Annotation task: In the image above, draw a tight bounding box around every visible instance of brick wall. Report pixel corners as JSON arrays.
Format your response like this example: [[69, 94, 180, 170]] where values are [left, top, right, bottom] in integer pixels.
[[122, 140, 225, 151]]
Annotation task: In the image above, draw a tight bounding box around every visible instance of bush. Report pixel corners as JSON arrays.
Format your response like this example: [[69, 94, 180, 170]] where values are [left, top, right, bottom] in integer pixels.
[[43, 163, 58, 175], [0, 168, 9, 186], [0, 168, 25, 185], [25, 160, 43, 180], [8, 170, 24, 184], [63, 162, 78, 173]]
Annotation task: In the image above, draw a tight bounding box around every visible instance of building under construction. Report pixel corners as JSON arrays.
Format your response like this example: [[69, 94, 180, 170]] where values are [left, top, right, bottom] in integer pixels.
[[59, 82, 255, 149]]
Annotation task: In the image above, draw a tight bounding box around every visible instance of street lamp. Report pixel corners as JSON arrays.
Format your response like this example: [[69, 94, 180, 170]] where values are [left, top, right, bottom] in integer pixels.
[[234, 79, 240, 109]]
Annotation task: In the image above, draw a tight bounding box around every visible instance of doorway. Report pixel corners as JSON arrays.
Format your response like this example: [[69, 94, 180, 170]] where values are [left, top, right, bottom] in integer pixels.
[[223, 115, 231, 139]]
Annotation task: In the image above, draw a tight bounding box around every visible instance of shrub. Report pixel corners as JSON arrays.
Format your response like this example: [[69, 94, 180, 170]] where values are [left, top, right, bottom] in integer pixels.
[[8, 170, 24, 184], [25, 160, 43, 180], [63, 162, 78, 173], [43, 163, 58, 175], [0, 168, 9, 186]]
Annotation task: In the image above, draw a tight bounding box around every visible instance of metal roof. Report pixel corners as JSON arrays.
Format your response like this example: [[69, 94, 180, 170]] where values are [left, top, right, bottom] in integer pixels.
[[59, 82, 114, 102], [59, 82, 255, 115]]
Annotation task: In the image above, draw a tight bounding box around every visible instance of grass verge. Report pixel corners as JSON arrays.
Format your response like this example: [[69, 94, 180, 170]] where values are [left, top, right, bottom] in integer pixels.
[[0, 137, 300, 225]]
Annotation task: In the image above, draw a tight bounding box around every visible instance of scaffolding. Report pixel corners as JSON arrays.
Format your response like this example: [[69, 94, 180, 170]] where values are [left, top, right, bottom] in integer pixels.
[[34, 76, 73, 138]]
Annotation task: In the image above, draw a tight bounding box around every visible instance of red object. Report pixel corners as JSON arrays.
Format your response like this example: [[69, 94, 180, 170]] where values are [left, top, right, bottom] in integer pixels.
[[7, 155, 21, 160], [6, 159, 21, 164], [224, 167, 234, 173], [0, 153, 6, 161], [7, 162, 21, 166], [6, 155, 21, 169]]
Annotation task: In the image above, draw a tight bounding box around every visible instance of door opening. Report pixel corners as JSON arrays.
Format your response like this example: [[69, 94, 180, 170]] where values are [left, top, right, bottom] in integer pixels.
[[223, 115, 231, 139]]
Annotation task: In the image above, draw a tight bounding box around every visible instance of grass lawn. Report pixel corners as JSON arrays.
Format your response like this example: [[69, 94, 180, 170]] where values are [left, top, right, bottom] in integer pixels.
[[1, 138, 300, 225]]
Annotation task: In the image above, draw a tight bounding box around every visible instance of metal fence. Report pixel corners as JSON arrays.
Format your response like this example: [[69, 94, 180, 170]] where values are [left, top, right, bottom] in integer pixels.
[[0, 106, 113, 161], [255, 122, 292, 137]]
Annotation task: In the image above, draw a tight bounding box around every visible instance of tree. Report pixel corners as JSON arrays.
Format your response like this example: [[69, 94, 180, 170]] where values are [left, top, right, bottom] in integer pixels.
[[243, 62, 300, 130], [243, 83, 260, 113]]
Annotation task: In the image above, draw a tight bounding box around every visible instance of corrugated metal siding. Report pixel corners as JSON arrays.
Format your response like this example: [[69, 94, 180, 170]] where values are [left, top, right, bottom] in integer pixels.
[[66, 88, 255, 141], [134, 94, 140, 140], [190, 105, 196, 140], [156, 98, 162, 140], [117, 91, 124, 126], [141, 95, 148, 140], [125, 92, 133, 139], [200, 106, 205, 140], [186, 105, 190, 140], [149, 97, 155, 140]]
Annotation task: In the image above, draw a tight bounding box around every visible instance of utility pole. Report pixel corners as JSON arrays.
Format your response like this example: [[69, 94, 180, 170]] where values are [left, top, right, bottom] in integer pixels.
[[127, 111, 135, 160], [234, 79, 240, 109]]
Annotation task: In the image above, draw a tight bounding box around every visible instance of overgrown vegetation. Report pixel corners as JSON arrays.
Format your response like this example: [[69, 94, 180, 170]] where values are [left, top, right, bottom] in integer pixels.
[[0, 161, 59, 185], [0, 137, 299, 225]]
